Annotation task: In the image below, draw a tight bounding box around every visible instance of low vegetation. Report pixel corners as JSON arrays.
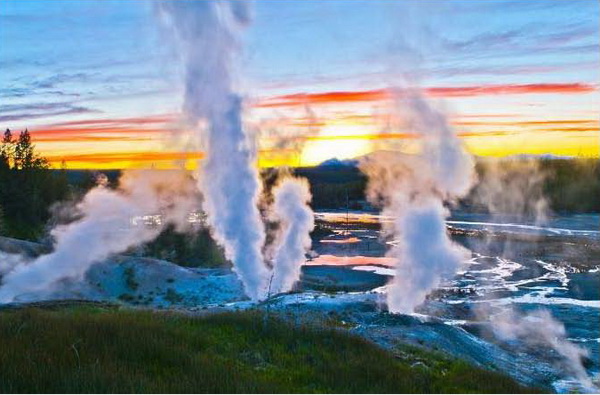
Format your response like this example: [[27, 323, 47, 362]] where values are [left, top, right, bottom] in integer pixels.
[[142, 225, 227, 268], [0, 306, 536, 393]]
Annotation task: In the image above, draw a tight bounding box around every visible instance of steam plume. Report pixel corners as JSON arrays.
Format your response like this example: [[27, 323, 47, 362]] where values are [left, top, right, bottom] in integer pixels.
[[0, 252, 23, 276], [361, 93, 474, 314], [473, 157, 549, 224], [269, 177, 314, 294], [490, 308, 596, 391], [0, 170, 198, 303], [157, 1, 269, 300]]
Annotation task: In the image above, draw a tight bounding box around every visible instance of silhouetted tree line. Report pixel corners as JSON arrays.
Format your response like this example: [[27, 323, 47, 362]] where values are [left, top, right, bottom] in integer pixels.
[[462, 158, 600, 214], [0, 129, 69, 239], [263, 160, 600, 214], [541, 158, 600, 213], [141, 225, 227, 268], [293, 167, 369, 210], [293, 160, 599, 214]]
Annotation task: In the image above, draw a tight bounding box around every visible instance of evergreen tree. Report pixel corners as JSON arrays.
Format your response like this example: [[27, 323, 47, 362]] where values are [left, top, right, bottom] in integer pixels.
[[0, 129, 13, 170], [0, 204, 5, 235], [13, 129, 47, 170], [0, 128, 68, 239]]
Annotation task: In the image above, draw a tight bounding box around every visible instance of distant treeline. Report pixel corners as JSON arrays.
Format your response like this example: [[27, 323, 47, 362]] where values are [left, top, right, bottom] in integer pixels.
[[141, 225, 227, 268], [538, 158, 600, 213], [292, 159, 600, 214], [32, 158, 600, 215], [462, 158, 600, 215], [294, 166, 368, 210]]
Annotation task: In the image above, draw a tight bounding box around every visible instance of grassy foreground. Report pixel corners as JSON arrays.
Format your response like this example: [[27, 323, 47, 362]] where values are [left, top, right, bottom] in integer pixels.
[[0, 306, 535, 393]]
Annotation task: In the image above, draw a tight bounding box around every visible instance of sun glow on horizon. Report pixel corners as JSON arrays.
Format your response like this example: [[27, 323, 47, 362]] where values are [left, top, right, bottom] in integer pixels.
[[299, 119, 376, 166]]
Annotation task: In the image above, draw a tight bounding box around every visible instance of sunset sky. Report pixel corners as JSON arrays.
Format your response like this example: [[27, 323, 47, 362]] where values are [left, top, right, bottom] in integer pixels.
[[1, 0, 598, 169]]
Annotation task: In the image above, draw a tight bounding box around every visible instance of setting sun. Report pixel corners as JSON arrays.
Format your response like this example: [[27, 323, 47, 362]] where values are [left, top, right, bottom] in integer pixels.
[[299, 119, 376, 166]]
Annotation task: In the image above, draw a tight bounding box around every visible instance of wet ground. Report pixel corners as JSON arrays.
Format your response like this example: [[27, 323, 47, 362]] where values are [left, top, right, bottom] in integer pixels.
[[302, 210, 600, 392]]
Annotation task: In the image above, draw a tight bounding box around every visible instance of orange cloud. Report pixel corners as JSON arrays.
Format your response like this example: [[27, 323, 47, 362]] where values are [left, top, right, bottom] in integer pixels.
[[28, 126, 167, 145], [454, 119, 599, 127], [258, 90, 390, 108], [33, 135, 152, 143], [46, 151, 203, 165], [458, 130, 516, 137], [45, 148, 300, 169], [542, 127, 599, 132], [427, 83, 595, 97], [257, 83, 596, 108], [301, 132, 416, 141]]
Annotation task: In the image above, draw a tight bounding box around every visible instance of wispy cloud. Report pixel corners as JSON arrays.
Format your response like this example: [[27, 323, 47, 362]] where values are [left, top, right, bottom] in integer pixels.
[[49, 114, 175, 128], [0, 102, 99, 122], [21, 114, 176, 144], [30, 72, 92, 89]]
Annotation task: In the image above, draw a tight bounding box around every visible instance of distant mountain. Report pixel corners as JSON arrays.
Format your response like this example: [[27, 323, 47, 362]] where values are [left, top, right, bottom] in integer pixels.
[[317, 158, 359, 168], [317, 152, 581, 171], [507, 153, 576, 160], [317, 151, 416, 169], [475, 153, 578, 163]]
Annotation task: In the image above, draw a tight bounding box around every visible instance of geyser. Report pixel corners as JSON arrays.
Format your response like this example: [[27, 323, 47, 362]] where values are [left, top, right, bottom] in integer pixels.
[[269, 177, 314, 295], [361, 93, 475, 314], [157, 1, 269, 300]]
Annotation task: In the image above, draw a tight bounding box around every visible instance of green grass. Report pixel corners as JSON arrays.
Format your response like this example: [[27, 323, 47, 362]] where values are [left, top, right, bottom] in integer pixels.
[[0, 306, 536, 393]]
